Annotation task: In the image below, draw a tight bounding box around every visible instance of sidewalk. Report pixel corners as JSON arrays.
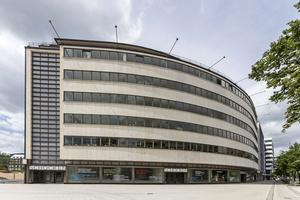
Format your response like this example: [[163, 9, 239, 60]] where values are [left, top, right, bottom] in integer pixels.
[[274, 181, 300, 200]]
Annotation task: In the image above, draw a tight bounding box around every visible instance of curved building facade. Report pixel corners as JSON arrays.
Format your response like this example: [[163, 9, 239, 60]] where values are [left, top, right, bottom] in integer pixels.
[[24, 38, 261, 183]]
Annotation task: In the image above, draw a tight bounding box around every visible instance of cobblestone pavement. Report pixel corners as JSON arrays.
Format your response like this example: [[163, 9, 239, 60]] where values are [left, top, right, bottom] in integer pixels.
[[0, 180, 299, 200]]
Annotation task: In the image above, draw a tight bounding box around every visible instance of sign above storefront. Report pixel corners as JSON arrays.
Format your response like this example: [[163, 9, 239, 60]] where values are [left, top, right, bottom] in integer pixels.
[[164, 168, 187, 173], [29, 166, 66, 171]]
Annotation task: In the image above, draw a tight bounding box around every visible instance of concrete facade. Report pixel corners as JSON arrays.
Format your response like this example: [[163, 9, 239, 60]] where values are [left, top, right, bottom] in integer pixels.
[[24, 39, 263, 184]]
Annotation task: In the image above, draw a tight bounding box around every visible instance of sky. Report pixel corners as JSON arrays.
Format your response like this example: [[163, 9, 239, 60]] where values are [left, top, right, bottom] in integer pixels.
[[0, 0, 299, 157]]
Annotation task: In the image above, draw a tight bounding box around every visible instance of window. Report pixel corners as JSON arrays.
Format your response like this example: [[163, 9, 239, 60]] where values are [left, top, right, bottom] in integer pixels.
[[170, 141, 176, 150], [64, 92, 72, 101], [153, 78, 160, 86], [110, 73, 118, 82], [168, 61, 174, 69], [101, 115, 109, 124], [136, 55, 143, 63], [91, 51, 100, 59], [92, 137, 100, 146], [127, 54, 135, 62], [169, 81, 176, 89], [74, 71, 82, 79], [127, 75, 135, 83], [110, 138, 118, 146], [145, 97, 152, 106], [136, 97, 144, 105], [144, 57, 151, 65], [109, 52, 118, 60], [110, 116, 118, 125], [101, 94, 109, 102], [153, 58, 160, 66], [92, 115, 100, 124], [83, 93, 91, 102], [83, 71, 91, 80], [128, 95, 135, 104], [91, 72, 100, 80], [74, 114, 82, 123], [83, 115, 91, 124], [83, 137, 91, 146], [64, 136, 72, 145], [153, 98, 160, 107], [101, 51, 109, 59], [136, 76, 144, 84], [128, 138, 136, 147], [119, 53, 126, 61], [128, 117, 135, 126], [136, 118, 144, 126], [119, 116, 127, 125], [74, 137, 82, 145], [119, 95, 126, 104], [74, 49, 82, 58], [162, 141, 169, 149], [161, 80, 168, 88], [64, 49, 73, 57], [144, 77, 152, 85], [83, 50, 91, 58], [118, 74, 126, 82], [92, 93, 100, 102], [101, 72, 109, 81], [64, 70, 73, 79], [137, 139, 144, 148], [110, 94, 118, 103], [145, 118, 152, 127], [101, 138, 109, 146]]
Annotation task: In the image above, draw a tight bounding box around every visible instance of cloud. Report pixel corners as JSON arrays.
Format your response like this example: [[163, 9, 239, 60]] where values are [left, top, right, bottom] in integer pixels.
[[0, 110, 24, 132], [0, 130, 23, 153], [0, 30, 25, 114]]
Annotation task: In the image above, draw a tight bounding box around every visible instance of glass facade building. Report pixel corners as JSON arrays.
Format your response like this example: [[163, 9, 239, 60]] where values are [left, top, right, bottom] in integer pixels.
[[24, 39, 263, 183]]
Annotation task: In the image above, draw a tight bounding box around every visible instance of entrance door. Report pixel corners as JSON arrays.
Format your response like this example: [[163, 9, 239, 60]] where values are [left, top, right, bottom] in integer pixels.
[[166, 173, 185, 184], [55, 172, 63, 183], [39, 171, 45, 183], [241, 174, 246, 182]]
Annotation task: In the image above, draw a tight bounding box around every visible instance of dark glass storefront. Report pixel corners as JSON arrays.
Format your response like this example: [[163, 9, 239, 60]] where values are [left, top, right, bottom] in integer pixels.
[[69, 167, 100, 182], [102, 167, 132, 183], [189, 169, 210, 183], [135, 168, 163, 183], [65, 166, 256, 184]]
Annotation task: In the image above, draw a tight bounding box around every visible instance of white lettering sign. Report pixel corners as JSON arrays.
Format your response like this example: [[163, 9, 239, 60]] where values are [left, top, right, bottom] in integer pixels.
[[164, 168, 187, 173], [29, 166, 66, 171]]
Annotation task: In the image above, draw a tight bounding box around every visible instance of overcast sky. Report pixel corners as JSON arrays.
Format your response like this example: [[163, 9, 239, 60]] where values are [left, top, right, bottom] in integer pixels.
[[0, 0, 299, 156]]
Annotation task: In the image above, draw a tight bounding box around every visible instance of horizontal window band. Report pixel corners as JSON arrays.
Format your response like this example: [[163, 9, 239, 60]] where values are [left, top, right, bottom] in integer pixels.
[[63, 48, 254, 111], [64, 91, 256, 142], [63, 113, 257, 152], [63, 135, 258, 163], [63, 70, 257, 138]]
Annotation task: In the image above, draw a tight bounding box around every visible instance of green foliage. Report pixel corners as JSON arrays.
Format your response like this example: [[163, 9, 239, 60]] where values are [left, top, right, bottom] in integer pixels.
[[0, 151, 11, 169], [275, 142, 300, 177], [248, 2, 300, 132], [271, 171, 277, 178]]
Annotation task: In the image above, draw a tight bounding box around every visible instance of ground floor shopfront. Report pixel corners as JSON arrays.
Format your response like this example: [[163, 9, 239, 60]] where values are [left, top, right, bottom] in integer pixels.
[[26, 165, 258, 184], [64, 166, 257, 184]]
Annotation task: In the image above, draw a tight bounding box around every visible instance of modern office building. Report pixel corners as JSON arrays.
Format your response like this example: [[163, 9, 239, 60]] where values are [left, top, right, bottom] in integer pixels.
[[8, 153, 24, 171], [24, 38, 261, 184], [264, 138, 274, 180]]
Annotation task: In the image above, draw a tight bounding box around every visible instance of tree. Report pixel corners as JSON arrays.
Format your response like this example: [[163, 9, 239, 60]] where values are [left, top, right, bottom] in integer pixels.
[[248, 2, 300, 132], [275, 142, 300, 180], [0, 151, 10, 169]]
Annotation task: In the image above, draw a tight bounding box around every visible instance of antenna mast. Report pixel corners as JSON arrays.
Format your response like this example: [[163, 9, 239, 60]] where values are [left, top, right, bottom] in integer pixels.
[[115, 25, 118, 48]]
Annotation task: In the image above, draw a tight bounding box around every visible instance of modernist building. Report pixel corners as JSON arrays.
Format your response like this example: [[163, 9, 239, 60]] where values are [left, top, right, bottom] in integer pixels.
[[8, 153, 24, 171], [264, 138, 274, 180], [24, 38, 261, 184]]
